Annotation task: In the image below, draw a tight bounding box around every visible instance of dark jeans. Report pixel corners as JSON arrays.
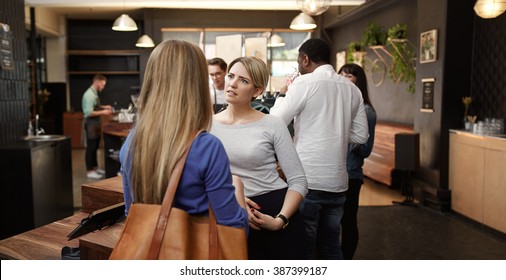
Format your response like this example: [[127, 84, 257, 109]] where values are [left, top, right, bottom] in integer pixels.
[[341, 178, 363, 260], [300, 189, 346, 260], [84, 120, 101, 171], [247, 188, 307, 260]]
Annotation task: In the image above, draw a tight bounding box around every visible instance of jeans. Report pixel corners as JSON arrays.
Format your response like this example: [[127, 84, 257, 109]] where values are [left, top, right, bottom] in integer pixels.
[[341, 179, 363, 259], [300, 189, 346, 260]]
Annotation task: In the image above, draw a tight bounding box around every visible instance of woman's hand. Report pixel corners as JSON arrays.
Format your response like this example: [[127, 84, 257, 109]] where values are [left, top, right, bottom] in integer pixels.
[[249, 209, 285, 231], [245, 197, 262, 230], [245, 197, 285, 231]]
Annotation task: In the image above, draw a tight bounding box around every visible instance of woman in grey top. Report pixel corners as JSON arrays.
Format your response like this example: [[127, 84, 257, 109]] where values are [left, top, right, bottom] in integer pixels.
[[211, 57, 308, 260]]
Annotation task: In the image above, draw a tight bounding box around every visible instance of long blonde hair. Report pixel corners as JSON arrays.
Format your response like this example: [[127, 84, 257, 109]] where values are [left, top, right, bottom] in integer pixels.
[[130, 40, 212, 204]]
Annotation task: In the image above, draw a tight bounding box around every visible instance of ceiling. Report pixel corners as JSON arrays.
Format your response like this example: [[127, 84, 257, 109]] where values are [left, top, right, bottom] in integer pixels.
[[25, 0, 366, 19]]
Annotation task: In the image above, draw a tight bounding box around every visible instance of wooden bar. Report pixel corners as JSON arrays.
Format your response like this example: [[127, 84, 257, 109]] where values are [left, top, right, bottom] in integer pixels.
[[79, 221, 124, 260], [0, 176, 125, 260], [0, 212, 87, 260], [81, 176, 124, 213]]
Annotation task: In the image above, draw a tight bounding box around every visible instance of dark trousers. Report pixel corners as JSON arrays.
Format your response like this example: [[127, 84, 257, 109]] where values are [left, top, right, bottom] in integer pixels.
[[84, 120, 101, 171], [247, 188, 307, 260], [341, 178, 363, 260]]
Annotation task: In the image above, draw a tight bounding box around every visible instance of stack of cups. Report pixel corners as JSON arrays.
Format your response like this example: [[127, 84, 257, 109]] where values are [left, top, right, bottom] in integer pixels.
[[476, 118, 505, 135]]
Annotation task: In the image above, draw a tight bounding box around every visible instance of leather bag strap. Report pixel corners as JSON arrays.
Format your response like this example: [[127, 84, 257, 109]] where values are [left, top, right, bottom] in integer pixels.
[[146, 133, 196, 260], [208, 205, 219, 259]]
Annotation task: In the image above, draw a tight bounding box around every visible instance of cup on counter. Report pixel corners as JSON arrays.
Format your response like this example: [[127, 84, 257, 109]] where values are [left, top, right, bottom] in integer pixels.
[[475, 121, 485, 135]]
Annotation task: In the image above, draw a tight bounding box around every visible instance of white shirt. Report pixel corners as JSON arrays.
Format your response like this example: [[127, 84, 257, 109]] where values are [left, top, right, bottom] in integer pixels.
[[270, 64, 369, 193], [210, 84, 226, 105]]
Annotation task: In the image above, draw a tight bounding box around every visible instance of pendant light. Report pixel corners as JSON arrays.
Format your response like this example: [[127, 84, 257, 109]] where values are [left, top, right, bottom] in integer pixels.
[[136, 34, 155, 48], [290, 12, 317, 30], [267, 34, 286, 47], [112, 14, 138, 31], [297, 0, 331, 16], [474, 0, 506, 19]]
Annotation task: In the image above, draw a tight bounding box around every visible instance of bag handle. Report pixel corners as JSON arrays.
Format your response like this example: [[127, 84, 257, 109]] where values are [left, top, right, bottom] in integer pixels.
[[146, 144, 190, 259], [146, 131, 220, 260]]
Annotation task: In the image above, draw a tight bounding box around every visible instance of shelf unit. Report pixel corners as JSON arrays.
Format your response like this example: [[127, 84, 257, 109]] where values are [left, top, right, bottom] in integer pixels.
[[66, 20, 142, 111]]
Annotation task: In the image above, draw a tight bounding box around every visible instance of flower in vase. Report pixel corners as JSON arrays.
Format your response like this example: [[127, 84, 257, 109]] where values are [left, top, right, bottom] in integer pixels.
[[462, 96, 472, 122]]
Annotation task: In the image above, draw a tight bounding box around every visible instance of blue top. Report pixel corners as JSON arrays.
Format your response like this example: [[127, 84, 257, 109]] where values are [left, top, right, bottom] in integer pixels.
[[119, 131, 248, 230], [347, 104, 377, 180]]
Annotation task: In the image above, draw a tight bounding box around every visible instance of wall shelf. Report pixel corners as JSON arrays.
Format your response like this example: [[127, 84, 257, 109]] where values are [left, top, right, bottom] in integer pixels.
[[67, 50, 140, 56], [66, 20, 142, 111], [68, 71, 140, 75]]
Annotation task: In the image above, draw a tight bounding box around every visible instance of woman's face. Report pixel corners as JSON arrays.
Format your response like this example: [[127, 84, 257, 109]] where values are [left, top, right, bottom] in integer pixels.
[[225, 62, 261, 105], [340, 71, 357, 84]]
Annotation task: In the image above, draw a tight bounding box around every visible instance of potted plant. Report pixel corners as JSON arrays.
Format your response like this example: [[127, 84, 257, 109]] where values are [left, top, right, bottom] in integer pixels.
[[388, 23, 408, 40], [362, 22, 387, 46], [387, 23, 416, 93], [347, 41, 365, 64]]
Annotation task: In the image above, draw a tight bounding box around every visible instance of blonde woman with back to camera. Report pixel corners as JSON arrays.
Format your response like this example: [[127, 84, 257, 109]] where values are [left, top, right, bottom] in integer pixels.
[[119, 40, 248, 240], [211, 57, 308, 260]]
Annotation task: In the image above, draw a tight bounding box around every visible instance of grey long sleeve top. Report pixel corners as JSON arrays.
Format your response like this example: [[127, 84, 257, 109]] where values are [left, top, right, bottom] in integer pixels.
[[211, 114, 308, 198]]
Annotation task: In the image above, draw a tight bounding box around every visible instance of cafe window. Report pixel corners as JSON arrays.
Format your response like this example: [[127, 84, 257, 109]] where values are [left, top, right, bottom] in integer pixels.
[[161, 28, 310, 91]]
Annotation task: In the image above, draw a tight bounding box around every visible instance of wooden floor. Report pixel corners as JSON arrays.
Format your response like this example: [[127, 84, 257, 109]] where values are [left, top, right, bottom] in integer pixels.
[[71, 148, 404, 210]]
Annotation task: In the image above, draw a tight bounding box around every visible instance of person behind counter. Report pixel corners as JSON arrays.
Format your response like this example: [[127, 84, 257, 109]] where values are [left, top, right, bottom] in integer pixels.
[[211, 56, 308, 260], [119, 40, 248, 233], [81, 74, 112, 179], [338, 63, 377, 260], [208, 57, 228, 113]]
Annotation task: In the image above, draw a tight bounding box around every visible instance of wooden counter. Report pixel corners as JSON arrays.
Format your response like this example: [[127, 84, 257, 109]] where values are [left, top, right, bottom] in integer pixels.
[[102, 121, 133, 178], [0, 176, 124, 260], [102, 121, 133, 138], [449, 130, 506, 234], [0, 212, 87, 260], [81, 176, 124, 213]]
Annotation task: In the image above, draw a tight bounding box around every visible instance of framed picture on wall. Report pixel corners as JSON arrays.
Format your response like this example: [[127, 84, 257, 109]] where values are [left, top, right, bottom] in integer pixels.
[[420, 29, 437, 64]]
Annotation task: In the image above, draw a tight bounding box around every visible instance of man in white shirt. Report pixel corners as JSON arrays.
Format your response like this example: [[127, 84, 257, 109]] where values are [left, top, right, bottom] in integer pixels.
[[207, 57, 227, 113], [270, 38, 369, 259]]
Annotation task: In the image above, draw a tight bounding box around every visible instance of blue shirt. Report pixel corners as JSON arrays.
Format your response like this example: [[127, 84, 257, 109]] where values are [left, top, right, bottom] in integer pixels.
[[347, 104, 377, 180], [119, 131, 248, 230]]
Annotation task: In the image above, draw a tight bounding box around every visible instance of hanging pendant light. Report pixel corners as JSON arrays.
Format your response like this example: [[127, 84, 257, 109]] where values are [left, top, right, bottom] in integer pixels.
[[297, 0, 331, 16], [474, 0, 506, 19], [290, 12, 317, 30], [112, 14, 138, 31], [135, 34, 155, 48], [268, 34, 286, 47]]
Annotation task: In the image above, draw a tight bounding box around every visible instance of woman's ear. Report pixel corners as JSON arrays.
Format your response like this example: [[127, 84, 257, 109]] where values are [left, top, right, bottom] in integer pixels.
[[253, 87, 264, 99]]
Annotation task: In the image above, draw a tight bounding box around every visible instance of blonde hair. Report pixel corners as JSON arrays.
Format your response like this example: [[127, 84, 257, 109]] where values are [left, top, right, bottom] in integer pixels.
[[228, 57, 269, 92], [130, 40, 212, 204]]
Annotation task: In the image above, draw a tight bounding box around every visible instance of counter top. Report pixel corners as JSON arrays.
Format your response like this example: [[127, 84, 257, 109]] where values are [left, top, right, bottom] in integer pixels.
[[0, 136, 71, 150], [102, 121, 133, 138], [450, 129, 506, 141]]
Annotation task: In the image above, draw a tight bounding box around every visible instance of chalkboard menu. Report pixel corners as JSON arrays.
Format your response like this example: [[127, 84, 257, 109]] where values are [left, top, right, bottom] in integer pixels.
[[421, 78, 435, 113], [0, 23, 14, 71]]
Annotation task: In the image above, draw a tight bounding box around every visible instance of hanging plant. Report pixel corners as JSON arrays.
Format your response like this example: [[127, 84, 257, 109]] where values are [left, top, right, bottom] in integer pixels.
[[387, 23, 416, 93], [362, 22, 387, 46], [388, 23, 408, 40]]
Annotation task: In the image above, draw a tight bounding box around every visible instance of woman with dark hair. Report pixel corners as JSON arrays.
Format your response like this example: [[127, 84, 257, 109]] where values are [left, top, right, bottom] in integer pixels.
[[338, 63, 377, 260]]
